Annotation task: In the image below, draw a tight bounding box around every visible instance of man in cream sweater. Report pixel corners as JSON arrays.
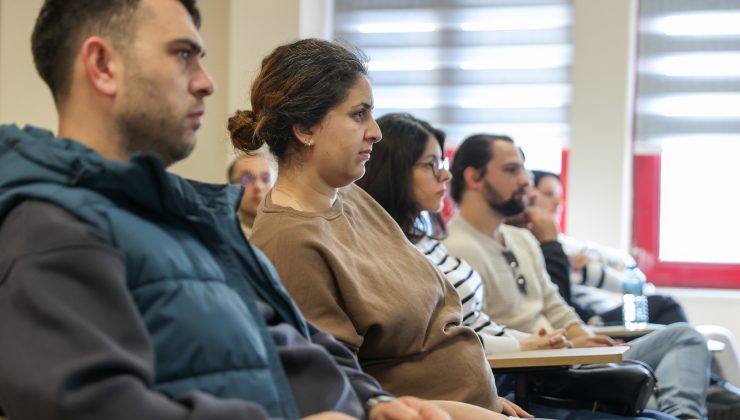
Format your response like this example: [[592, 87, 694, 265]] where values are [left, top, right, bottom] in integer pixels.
[[443, 133, 709, 420]]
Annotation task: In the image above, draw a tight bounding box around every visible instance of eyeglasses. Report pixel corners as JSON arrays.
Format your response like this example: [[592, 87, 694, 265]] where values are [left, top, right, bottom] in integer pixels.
[[413, 157, 450, 180], [502, 250, 528, 294], [236, 174, 272, 187]]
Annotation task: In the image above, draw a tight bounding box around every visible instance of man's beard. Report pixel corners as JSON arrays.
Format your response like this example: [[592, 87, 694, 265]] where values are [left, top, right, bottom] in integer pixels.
[[115, 65, 195, 166], [483, 179, 526, 217], [116, 109, 194, 166]]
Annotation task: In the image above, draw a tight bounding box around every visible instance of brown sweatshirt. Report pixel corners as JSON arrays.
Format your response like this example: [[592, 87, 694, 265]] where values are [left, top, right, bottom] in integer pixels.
[[251, 184, 501, 411]]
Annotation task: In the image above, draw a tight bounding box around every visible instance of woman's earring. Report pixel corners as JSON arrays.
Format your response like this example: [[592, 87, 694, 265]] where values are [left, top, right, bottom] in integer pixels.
[[304, 139, 313, 147]]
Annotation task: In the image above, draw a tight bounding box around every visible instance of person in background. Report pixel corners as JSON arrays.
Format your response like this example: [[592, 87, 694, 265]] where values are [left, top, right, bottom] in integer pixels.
[[0, 1, 451, 419], [227, 152, 275, 237], [530, 170, 688, 326], [443, 133, 710, 420], [530, 169, 740, 415], [231, 38, 527, 419]]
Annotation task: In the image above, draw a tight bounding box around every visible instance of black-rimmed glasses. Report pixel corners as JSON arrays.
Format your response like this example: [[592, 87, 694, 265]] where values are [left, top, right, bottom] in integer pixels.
[[502, 250, 528, 294], [413, 157, 450, 180]]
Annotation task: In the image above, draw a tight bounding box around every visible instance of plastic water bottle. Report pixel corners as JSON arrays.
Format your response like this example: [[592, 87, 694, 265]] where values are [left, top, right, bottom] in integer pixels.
[[622, 266, 649, 329]]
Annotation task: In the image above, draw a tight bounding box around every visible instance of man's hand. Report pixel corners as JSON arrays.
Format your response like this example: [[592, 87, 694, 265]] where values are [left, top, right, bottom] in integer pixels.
[[522, 207, 559, 243], [519, 328, 571, 351], [570, 334, 616, 348], [565, 323, 615, 348], [568, 253, 590, 272], [369, 396, 451, 420], [500, 397, 533, 418]]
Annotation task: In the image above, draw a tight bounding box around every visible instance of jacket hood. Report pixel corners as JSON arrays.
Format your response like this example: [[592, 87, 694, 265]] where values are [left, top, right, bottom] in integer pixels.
[[0, 124, 243, 222]]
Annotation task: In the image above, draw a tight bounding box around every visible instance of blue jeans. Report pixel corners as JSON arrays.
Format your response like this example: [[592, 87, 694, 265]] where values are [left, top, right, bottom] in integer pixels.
[[625, 322, 710, 419]]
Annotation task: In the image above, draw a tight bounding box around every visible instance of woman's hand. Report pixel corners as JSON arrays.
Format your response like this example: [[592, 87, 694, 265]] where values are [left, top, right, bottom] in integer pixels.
[[519, 328, 571, 351], [370, 396, 451, 420]]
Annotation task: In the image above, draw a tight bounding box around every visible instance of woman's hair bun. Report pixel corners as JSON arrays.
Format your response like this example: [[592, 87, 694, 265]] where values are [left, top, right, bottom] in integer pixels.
[[228, 109, 264, 151]]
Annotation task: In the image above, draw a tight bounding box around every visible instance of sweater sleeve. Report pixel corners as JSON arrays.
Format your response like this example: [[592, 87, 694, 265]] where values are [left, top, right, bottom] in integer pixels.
[[521, 231, 582, 331], [559, 234, 629, 293], [539, 241, 598, 322], [449, 271, 523, 355], [309, 326, 392, 404], [0, 201, 280, 420]]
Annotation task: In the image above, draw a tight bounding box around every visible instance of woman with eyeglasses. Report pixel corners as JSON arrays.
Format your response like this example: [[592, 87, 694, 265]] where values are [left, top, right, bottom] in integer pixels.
[[230, 38, 530, 419], [355, 113, 572, 356]]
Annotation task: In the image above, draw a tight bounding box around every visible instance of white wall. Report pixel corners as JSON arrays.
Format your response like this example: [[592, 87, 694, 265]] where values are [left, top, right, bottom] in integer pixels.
[[169, 0, 301, 182], [0, 0, 57, 130], [300, 0, 333, 39], [568, 0, 636, 250], [660, 288, 740, 343]]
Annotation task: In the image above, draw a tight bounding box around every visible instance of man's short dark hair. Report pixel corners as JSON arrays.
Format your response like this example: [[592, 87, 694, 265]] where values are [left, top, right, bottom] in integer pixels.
[[31, 0, 201, 103], [531, 169, 560, 188], [449, 134, 513, 204]]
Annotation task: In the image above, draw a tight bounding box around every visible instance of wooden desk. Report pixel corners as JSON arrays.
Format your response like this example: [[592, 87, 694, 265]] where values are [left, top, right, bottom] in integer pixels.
[[489, 346, 630, 408], [589, 323, 665, 339], [489, 346, 629, 369]]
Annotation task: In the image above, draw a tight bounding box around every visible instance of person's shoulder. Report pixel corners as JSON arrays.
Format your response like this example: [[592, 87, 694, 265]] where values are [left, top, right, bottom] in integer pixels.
[[0, 200, 114, 258], [344, 183, 397, 226], [414, 235, 440, 255], [443, 216, 485, 256], [444, 214, 466, 234], [344, 183, 380, 210], [255, 191, 309, 228], [503, 224, 546, 265], [503, 224, 539, 246], [251, 198, 322, 251], [445, 215, 477, 243]]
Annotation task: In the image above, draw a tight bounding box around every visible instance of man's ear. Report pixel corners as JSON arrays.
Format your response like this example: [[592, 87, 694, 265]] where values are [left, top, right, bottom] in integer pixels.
[[463, 166, 483, 191], [291, 123, 313, 146], [80, 36, 118, 97]]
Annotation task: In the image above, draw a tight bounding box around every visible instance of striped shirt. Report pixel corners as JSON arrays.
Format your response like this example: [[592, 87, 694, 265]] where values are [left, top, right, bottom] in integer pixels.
[[415, 236, 529, 355]]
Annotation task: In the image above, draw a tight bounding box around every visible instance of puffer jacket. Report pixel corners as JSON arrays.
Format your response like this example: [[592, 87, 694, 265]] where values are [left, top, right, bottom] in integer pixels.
[[0, 124, 308, 418]]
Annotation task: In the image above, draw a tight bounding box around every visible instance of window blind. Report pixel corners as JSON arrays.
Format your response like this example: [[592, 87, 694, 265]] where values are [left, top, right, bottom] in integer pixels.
[[635, 0, 740, 153], [333, 0, 573, 172], [635, 0, 740, 264]]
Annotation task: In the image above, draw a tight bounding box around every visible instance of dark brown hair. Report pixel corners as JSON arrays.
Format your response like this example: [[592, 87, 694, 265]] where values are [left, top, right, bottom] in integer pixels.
[[449, 134, 513, 204], [532, 169, 560, 188], [228, 38, 368, 164], [31, 0, 201, 104], [356, 113, 446, 243]]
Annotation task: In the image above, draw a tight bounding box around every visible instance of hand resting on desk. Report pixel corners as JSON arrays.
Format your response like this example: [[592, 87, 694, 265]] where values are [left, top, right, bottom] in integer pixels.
[[520, 328, 572, 351]]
